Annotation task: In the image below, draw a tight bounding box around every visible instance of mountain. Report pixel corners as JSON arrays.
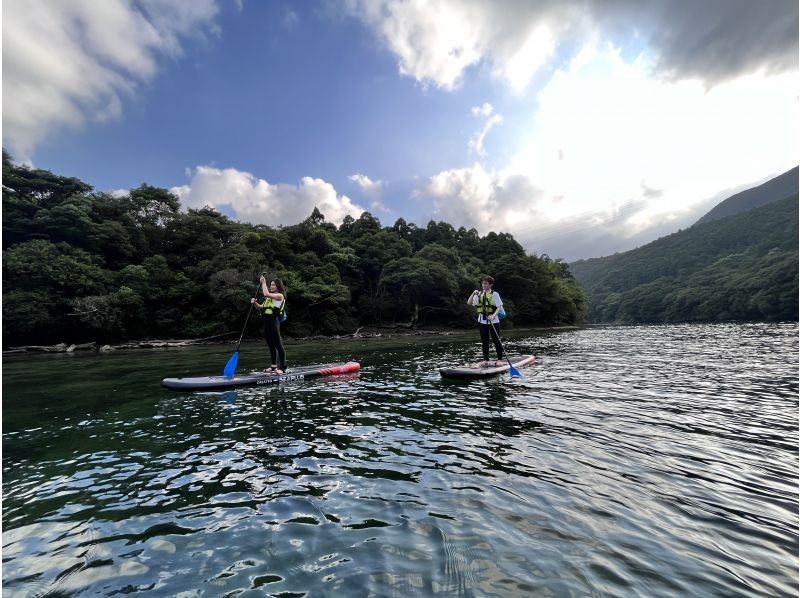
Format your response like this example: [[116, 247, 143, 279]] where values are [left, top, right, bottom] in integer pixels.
[[568, 173, 799, 323], [694, 166, 798, 226]]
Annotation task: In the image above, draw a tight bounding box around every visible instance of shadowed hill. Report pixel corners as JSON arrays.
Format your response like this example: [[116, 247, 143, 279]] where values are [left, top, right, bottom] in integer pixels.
[[695, 166, 798, 226]]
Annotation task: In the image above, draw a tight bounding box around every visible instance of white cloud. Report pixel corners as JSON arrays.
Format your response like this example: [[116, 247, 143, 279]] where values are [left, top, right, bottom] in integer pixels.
[[2, 0, 220, 159], [468, 103, 503, 157], [348, 173, 383, 200], [349, 173, 388, 213], [471, 103, 493, 118], [344, 0, 488, 90], [416, 163, 547, 233], [171, 165, 365, 226]]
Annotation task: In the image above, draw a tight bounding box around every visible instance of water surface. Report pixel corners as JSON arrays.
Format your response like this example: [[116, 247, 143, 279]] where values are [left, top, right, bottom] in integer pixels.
[[3, 324, 798, 596]]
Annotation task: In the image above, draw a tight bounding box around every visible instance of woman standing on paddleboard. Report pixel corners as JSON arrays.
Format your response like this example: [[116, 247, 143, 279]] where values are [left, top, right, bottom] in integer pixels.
[[468, 275, 505, 366], [251, 276, 287, 373]]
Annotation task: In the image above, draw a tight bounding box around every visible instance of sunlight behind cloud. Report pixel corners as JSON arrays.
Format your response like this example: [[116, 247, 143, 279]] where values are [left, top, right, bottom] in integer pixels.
[[508, 44, 799, 223], [415, 42, 798, 259]]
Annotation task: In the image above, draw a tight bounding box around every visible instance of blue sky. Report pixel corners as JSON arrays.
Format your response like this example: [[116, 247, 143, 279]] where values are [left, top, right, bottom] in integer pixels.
[[3, 0, 798, 261]]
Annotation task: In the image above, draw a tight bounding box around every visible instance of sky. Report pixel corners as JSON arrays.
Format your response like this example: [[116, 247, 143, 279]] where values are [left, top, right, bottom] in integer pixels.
[[2, 0, 798, 261]]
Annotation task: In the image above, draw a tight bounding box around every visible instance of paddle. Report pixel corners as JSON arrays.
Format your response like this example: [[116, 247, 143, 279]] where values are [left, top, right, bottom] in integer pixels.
[[223, 276, 264, 379], [489, 321, 521, 378]]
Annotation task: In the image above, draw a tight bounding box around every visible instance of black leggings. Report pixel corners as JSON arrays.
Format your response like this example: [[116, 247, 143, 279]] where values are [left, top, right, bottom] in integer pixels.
[[479, 322, 504, 361], [262, 317, 286, 370]]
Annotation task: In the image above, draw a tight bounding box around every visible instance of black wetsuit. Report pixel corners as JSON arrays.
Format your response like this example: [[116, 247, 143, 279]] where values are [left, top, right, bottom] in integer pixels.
[[262, 314, 286, 371]]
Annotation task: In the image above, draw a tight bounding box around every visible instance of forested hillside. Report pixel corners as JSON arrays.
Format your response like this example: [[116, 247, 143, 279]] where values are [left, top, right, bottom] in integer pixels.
[[2, 151, 587, 346], [695, 166, 798, 226], [569, 193, 798, 323]]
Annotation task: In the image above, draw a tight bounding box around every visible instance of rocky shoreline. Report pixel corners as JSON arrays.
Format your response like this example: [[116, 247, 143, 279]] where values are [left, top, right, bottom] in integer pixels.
[[3, 339, 203, 354]]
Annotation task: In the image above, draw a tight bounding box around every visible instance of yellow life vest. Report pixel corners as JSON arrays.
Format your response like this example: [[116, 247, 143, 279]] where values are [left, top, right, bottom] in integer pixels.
[[262, 296, 286, 319], [476, 292, 496, 317]]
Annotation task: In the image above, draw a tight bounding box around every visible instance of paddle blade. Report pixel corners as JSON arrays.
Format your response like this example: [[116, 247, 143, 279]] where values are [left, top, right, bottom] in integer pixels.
[[509, 366, 522, 378], [223, 351, 239, 379]]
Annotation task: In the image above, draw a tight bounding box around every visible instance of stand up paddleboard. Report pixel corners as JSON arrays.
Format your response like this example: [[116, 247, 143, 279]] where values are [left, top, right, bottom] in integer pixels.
[[439, 355, 535, 380], [162, 361, 360, 391]]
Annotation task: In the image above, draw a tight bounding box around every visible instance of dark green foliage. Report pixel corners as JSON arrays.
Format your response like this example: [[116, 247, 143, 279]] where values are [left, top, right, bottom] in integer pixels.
[[1, 152, 587, 345], [570, 194, 799, 323]]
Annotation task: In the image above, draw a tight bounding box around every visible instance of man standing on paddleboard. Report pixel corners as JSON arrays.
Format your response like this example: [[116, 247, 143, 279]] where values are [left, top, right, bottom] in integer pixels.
[[468, 275, 505, 366]]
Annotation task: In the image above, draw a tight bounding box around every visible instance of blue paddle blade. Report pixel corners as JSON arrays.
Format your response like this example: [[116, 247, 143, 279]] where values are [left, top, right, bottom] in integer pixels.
[[509, 366, 522, 378], [223, 351, 239, 379]]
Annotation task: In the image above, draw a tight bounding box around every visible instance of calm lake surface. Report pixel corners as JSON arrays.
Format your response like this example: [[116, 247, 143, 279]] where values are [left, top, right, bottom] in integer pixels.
[[3, 323, 798, 597]]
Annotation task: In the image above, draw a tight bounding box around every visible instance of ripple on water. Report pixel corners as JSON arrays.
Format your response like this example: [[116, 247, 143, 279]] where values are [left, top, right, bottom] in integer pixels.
[[2, 323, 798, 596]]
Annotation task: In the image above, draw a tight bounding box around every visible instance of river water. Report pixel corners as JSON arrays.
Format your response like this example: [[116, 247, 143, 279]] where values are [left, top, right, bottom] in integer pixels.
[[2, 323, 798, 596]]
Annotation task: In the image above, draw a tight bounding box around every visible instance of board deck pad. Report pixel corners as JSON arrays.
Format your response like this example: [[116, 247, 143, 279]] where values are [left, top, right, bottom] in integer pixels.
[[439, 355, 535, 379], [162, 361, 360, 391]]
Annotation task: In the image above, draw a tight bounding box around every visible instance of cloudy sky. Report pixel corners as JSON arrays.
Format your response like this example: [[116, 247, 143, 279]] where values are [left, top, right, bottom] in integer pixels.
[[3, 0, 798, 261]]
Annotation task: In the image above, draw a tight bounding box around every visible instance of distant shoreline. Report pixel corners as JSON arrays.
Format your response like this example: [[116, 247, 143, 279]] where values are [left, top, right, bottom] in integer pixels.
[[3, 325, 582, 355]]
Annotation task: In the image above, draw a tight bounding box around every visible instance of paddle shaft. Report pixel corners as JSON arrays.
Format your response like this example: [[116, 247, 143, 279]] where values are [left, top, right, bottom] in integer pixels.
[[488, 320, 520, 375], [233, 276, 266, 352]]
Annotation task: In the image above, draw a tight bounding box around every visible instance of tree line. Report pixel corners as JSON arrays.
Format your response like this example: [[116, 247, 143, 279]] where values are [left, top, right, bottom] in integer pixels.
[[2, 151, 587, 346], [569, 194, 799, 323]]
